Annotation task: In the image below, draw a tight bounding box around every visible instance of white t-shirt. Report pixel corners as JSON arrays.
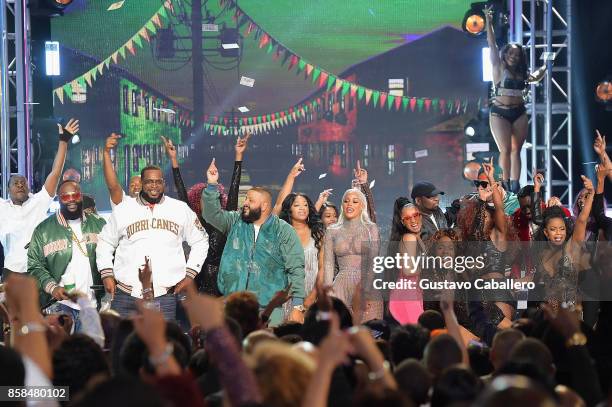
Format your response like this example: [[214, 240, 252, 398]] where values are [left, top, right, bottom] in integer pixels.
[[59, 219, 96, 310], [429, 213, 439, 230], [109, 189, 134, 210], [254, 224, 261, 241], [0, 189, 54, 273]]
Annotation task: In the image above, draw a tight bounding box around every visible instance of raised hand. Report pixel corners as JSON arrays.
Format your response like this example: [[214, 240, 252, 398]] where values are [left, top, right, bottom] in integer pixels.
[[581, 175, 594, 193], [482, 157, 495, 181], [289, 157, 305, 179], [58, 118, 79, 142], [547, 196, 562, 207], [160, 136, 177, 160], [132, 301, 167, 352], [235, 133, 251, 160], [533, 171, 544, 192], [182, 281, 224, 331], [353, 160, 368, 184], [483, 4, 494, 19], [104, 133, 120, 153], [594, 130, 606, 156], [318, 189, 333, 203], [207, 158, 219, 184], [138, 256, 152, 288], [596, 163, 611, 180]]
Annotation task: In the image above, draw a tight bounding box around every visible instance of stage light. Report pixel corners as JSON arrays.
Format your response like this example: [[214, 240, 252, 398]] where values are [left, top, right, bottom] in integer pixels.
[[462, 2, 487, 36], [237, 106, 249, 113], [45, 41, 60, 76], [595, 78, 612, 105], [47, 0, 73, 9], [465, 126, 476, 137], [482, 47, 493, 82], [464, 118, 479, 137], [71, 134, 80, 144]]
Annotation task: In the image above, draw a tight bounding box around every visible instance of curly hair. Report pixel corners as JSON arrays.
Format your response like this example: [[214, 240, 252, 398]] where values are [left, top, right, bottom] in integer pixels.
[[187, 182, 228, 216], [279, 193, 325, 251], [457, 199, 517, 242], [533, 206, 573, 242]]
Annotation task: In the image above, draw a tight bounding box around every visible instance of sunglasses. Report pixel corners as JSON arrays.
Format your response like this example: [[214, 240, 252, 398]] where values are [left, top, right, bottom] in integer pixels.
[[402, 213, 421, 223], [59, 191, 81, 203], [473, 180, 489, 188]]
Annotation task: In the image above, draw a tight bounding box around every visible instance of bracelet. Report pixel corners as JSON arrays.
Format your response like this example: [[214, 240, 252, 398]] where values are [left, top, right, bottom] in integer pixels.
[[149, 342, 174, 366], [19, 322, 47, 336], [565, 332, 587, 348], [316, 311, 331, 321], [368, 361, 390, 381], [142, 288, 153, 294]]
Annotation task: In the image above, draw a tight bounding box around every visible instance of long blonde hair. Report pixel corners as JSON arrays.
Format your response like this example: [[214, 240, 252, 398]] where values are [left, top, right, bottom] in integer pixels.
[[332, 188, 374, 229]]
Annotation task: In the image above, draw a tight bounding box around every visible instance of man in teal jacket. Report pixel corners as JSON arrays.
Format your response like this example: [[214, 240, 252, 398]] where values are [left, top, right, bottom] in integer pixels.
[[201, 159, 305, 325], [28, 180, 106, 331]]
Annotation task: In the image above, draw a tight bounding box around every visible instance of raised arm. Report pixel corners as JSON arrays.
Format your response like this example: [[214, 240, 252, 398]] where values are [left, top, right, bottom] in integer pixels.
[[484, 5, 502, 71], [594, 130, 612, 182], [43, 119, 77, 196], [572, 176, 595, 242], [484, 159, 507, 236], [354, 160, 377, 223], [272, 158, 305, 215], [201, 159, 239, 235], [96, 210, 121, 297], [532, 172, 545, 226], [161, 136, 188, 204], [314, 189, 333, 212], [103, 133, 124, 206], [226, 133, 250, 211]]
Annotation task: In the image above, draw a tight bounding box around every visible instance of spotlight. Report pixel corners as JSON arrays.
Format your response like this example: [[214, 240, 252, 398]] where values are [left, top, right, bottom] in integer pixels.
[[44, 41, 60, 76], [464, 119, 479, 137], [71, 134, 80, 144], [47, 0, 73, 9], [462, 2, 487, 36]]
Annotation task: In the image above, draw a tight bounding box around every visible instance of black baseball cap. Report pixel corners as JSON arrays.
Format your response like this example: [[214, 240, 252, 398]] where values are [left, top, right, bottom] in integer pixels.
[[411, 181, 445, 199]]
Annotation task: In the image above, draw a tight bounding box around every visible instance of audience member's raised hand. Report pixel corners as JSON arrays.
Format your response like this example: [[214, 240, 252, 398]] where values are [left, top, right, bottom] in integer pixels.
[[289, 157, 305, 179], [160, 136, 178, 167], [206, 158, 219, 185], [104, 133, 120, 153], [317, 313, 354, 369], [235, 132, 251, 160], [594, 130, 606, 156], [353, 160, 368, 185], [182, 281, 224, 331]]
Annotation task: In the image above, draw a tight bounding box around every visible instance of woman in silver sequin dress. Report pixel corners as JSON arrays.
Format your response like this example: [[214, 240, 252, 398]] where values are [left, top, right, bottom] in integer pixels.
[[323, 188, 383, 323]]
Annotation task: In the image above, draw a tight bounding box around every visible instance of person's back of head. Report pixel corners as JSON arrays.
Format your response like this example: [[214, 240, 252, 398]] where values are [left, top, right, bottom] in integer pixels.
[[72, 376, 164, 407], [0, 346, 25, 386], [473, 375, 557, 407], [273, 321, 304, 339], [418, 310, 445, 331], [354, 387, 413, 407], [431, 366, 482, 407], [468, 342, 493, 376], [119, 331, 189, 377], [302, 297, 353, 345], [394, 359, 432, 406], [491, 328, 525, 372], [224, 291, 261, 337], [243, 329, 278, 355], [509, 338, 554, 379], [99, 311, 121, 352], [423, 334, 463, 379], [53, 334, 110, 398], [390, 324, 430, 366]]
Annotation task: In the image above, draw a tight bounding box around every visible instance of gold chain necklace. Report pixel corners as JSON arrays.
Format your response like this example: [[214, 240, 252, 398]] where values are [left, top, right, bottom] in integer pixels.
[[67, 226, 89, 257]]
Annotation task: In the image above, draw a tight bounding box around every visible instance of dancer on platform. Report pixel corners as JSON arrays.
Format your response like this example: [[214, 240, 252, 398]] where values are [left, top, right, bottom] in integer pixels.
[[1, 119, 78, 278], [162, 134, 246, 296], [485, 5, 545, 193]]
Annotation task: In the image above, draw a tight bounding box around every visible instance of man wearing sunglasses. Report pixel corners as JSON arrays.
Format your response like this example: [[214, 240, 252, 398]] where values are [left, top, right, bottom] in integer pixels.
[[469, 166, 520, 216], [27, 180, 106, 331], [96, 165, 208, 320], [411, 181, 448, 241], [0, 119, 79, 279]]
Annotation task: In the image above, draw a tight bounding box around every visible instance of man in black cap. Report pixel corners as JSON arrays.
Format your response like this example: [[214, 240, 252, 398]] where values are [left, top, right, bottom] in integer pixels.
[[411, 181, 448, 241]]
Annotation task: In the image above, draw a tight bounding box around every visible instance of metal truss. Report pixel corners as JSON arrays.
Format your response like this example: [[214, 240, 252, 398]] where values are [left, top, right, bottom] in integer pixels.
[[511, 0, 573, 207], [1, 0, 32, 198]]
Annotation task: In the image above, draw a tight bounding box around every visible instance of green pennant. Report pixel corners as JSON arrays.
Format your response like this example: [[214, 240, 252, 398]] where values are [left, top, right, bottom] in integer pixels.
[[357, 86, 365, 100], [447, 100, 453, 111], [326, 75, 336, 91], [402, 97, 409, 111], [387, 95, 394, 110], [341, 81, 350, 97], [266, 114, 271, 122], [432, 98, 439, 112], [77, 76, 86, 90], [266, 42, 274, 54], [63, 83, 73, 100], [118, 46, 126, 59], [297, 59, 306, 74], [146, 21, 157, 35], [417, 98, 425, 112], [248, 117, 253, 125], [372, 91, 380, 107], [311, 68, 321, 83], [90, 68, 97, 82], [133, 34, 143, 48], [204, 124, 210, 131], [159, 7, 168, 20]]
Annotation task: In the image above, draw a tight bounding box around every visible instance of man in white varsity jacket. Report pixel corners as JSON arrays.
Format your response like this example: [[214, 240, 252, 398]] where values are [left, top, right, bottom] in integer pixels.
[[96, 165, 209, 320]]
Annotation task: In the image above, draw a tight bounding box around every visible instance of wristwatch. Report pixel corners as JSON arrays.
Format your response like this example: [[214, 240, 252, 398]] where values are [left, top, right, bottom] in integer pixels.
[[293, 305, 306, 313]]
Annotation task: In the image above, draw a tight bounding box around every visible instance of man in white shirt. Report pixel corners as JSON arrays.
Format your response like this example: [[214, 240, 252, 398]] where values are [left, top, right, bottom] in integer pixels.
[[102, 133, 141, 208], [96, 165, 209, 320], [0, 119, 78, 278]]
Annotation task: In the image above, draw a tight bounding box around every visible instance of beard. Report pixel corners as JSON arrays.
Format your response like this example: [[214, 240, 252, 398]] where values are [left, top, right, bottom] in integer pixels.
[[141, 191, 163, 204], [241, 206, 262, 223], [60, 202, 83, 220]]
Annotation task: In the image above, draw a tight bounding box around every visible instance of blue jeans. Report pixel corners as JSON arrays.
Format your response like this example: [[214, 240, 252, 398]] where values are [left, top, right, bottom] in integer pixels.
[[111, 290, 177, 321], [45, 302, 81, 333]]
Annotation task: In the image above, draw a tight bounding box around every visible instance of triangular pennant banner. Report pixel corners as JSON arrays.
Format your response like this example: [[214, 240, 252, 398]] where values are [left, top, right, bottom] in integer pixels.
[[395, 95, 402, 110], [410, 97, 417, 111], [387, 94, 395, 110], [83, 71, 92, 87], [318, 71, 328, 88], [350, 84, 358, 98], [379, 92, 387, 108], [417, 98, 425, 112], [326, 75, 336, 91], [357, 86, 365, 100], [111, 51, 119, 64], [288, 55, 299, 70], [305, 64, 314, 77], [145, 21, 157, 35], [372, 91, 380, 107], [297, 59, 306, 74], [159, 7, 168, 20], [140, 27, 151, 42], [133, 34, 143, 49], [334, 79, 343, 93], [311, 68, 321, 83], [118, 46, 126, 59], [341, 81, 350, 97], [55, 88, 64, 104], [63, 83, 73, 101], [152, 14, 162, 28], [424, 99, 432, 112], [125, 39, 136, 55], [365, 89, 373, 105]]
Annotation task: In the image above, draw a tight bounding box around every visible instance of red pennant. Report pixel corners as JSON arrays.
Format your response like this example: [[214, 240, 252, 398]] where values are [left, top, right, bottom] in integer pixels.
[[424, 99, 432, 112], [439, 99, 446, 113], [318, 71, 329, 88], [379, 92, 387, 108], [258, 33, 269, 48], [245, 22, 255, 37], [394, 95, 402, 110], [410, 98, 417, 111], [271, 113, 276, 120]]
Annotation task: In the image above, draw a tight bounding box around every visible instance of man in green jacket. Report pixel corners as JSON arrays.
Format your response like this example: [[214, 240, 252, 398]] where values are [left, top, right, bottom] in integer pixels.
[[201, 159, 305, 325], [28, 180, 106, 331]]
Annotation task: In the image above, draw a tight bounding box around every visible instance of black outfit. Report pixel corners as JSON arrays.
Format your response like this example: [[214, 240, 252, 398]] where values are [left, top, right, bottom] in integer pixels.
[[489, 104, 527, 123], [419, 207, 448, 242], [172, 161, 242, 296]]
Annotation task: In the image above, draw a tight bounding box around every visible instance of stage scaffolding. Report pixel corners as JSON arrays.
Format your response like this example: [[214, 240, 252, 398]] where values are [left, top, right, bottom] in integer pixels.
[[0, 0, 33, 199], [511, 0, 573, 207]]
